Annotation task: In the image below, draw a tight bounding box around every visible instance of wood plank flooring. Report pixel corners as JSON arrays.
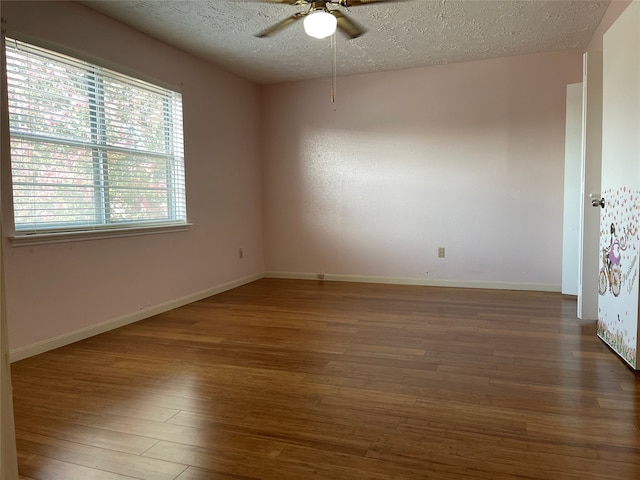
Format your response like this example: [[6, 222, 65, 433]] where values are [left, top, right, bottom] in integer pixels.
[[10, 279, 640, 479]]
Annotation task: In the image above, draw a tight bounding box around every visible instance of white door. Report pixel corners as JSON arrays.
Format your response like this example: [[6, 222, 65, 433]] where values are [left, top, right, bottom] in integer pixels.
[[1, 28, 19, 480], [578, 52, 602, 320], [596, 1, 640, 369], [562, 83, 582, 296]]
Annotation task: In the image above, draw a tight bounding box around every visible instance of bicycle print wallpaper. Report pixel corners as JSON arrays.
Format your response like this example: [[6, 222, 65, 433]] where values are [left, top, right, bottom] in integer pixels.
[[597, 186, 639, 368]]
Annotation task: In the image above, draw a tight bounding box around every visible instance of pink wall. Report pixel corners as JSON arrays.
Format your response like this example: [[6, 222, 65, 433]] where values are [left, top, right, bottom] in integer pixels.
[[261, 51, 583, 288], [1, 2, 264, 350]]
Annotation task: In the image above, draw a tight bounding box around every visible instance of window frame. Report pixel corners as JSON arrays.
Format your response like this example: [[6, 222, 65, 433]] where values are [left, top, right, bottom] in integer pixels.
[[3, 35, 191, 246]]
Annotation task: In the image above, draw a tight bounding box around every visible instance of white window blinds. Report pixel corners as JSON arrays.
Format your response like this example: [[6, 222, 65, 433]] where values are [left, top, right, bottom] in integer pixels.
[[5, 38, 187, 236]]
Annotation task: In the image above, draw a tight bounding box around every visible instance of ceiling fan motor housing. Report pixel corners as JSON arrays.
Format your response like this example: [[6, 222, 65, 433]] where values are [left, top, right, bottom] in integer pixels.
[[257, 0, 389, 39]]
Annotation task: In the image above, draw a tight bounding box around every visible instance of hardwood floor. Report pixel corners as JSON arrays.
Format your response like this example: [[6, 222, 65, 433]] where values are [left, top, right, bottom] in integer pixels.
[[10, 279, 640, 479]]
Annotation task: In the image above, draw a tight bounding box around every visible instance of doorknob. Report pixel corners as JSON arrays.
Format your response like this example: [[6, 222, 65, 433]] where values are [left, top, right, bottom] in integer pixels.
[[591, 197, 605, 208]]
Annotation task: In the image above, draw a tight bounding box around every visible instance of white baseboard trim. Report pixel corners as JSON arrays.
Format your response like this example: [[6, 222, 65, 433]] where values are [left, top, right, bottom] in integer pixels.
[[264, 271, 561, 293], [9, 273, 264, 363]]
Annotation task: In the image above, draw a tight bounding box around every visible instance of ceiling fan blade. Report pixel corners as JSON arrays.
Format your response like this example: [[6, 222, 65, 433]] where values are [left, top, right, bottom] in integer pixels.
[[263, 0, 307, 4], [337, 0, 400, 6], [330, 10, 365, 39], [256, 12, 306, 37]]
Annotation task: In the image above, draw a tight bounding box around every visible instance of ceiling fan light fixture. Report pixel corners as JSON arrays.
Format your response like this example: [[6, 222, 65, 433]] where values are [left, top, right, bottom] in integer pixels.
[[303, 10, 337, 39]]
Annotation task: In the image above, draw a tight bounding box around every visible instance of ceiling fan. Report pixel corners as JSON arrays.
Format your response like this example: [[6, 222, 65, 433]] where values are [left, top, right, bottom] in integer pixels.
[[256, 0, 397, 40]]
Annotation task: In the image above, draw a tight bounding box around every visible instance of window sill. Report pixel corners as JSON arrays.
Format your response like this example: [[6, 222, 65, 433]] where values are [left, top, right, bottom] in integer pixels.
[[9, 223, 192, 247]]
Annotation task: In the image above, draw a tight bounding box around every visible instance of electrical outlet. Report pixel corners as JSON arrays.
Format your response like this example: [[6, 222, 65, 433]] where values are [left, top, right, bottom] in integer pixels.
[[438, 247, 445, 258], [239, 247, 244, 259]]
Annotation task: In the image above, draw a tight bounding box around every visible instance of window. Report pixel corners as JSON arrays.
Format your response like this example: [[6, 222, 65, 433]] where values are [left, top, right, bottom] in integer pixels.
[[5, 38, 187, 242]]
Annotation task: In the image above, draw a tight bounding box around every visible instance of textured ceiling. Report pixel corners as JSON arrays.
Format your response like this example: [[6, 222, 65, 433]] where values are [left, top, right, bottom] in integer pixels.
[[79, 0, 610, 84]]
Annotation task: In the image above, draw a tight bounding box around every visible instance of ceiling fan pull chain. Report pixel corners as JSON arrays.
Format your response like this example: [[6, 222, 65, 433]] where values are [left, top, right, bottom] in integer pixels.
[[331, 31, 337, 103]]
